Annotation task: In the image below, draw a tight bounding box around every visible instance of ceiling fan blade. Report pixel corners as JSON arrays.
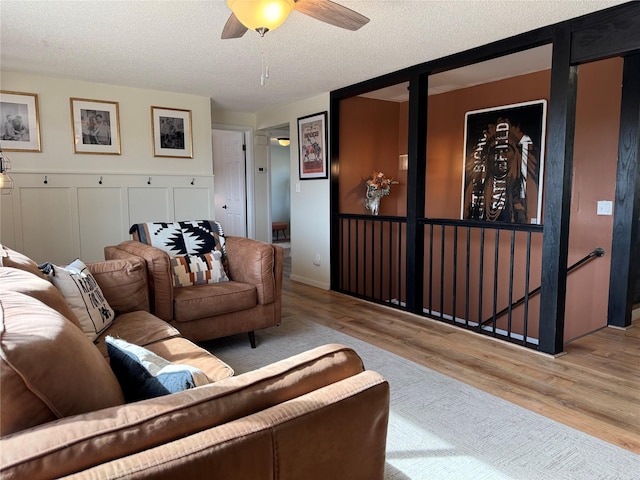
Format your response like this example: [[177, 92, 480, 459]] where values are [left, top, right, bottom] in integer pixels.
[[294, 0, 370, 31], [221, 13, 248, 39]]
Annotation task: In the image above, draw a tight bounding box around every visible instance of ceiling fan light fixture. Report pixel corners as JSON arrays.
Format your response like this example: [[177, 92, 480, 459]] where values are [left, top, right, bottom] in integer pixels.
[[277, 137, 290, 146], [227, 0, 295, 35]]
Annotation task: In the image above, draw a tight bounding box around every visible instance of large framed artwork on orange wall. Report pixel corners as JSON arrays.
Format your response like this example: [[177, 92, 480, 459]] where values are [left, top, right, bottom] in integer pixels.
[[461, 100, 547, 225]]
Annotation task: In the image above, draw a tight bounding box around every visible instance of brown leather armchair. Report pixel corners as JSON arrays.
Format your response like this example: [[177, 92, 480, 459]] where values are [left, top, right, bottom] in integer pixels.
[[104, 222, 283, 348]]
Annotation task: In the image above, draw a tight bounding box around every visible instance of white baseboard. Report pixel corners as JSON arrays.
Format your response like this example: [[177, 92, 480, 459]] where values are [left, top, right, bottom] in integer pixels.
[[289, 274, 330, 290]]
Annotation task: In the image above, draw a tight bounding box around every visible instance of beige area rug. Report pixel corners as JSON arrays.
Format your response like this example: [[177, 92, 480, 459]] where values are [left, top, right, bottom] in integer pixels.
[[201, 317, 640, 480]]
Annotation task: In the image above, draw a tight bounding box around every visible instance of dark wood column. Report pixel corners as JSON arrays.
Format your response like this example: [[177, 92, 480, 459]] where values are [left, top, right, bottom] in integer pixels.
[[608, 53, 640, 328], [539, 27, 578, 355], [405, 72, 428, 314]]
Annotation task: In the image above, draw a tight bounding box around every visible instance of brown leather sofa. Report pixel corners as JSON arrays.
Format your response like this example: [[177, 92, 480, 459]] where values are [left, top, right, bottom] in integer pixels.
[[0, 244, 390, 479], [105, 234, 283, 348]]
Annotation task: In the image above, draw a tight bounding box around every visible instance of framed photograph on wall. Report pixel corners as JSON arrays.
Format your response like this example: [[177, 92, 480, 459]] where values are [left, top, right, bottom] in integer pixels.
[[461, 99, 547, 224], [70, 98, 121, 154], [298, 111, 328, 180], [151, 106, 193, 158], [0, 91, 41, 152]]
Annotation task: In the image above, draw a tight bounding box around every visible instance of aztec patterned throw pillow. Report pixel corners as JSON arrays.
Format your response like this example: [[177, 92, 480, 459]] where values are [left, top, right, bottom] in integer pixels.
[[170, 251, 229, 287]]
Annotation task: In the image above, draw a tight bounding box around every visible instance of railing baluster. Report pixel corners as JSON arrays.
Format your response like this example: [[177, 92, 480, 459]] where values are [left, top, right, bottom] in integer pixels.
[[453, 226, 458, 325], [465, 227, 471, 328], [398, 222, 403, 307], [355, 219, 359, 296], [363, 220, 368, 298], [379, 220, 384, 301], [508, 230, 516, 341], [492, 230, 500, 336], [478, 228, 485, 329], [440, 225, 446, 320], [389, 221, 393, 304], [524, 232, 532, 345], [428, 224, 434, 315]]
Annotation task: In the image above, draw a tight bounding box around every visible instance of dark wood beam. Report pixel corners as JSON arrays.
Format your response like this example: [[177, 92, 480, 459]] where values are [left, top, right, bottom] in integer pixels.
[[571, 3, 640, 64]]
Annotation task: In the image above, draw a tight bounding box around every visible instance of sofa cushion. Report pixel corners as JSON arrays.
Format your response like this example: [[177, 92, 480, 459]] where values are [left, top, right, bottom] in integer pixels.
[[0, 290, 124, 436], [144, 337, 234, 382], [94, 310, 181, 358], [0, 267, 82, 330], [170, 251, 229, 287], [41, 259, 115, 341], [0, 244, 47, 279], [173, 281, 257, 322], [106, 336, 209, 402]]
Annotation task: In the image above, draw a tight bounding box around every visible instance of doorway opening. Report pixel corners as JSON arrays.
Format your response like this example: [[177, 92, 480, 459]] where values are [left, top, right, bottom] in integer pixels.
[[268, 125, 291, 274]]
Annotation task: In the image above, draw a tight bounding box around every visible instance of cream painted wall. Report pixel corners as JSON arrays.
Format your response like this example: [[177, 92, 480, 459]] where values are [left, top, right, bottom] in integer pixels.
[[1, 72, 213, 175], [211, 108, 255, 128], [256, 93, 330, 290]]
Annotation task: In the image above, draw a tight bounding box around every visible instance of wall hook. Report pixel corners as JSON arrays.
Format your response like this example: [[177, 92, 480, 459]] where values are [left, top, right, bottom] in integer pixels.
[[191, 178, 195, 185], [43, 175, 48, 185], [99, 176, 103, 185], [147, 177, 152, 185]]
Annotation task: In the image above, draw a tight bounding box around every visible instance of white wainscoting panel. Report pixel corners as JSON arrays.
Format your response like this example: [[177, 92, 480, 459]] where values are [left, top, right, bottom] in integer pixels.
[[128, 187, 171, 225], [2, 173, 215, 264], [19, 186, 76, 265], [174, 187, 212, 220], [78, 187, 124, 262]]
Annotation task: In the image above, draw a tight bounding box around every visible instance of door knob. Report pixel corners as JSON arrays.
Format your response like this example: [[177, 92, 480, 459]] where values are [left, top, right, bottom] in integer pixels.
[[222, 204, 228, 209]]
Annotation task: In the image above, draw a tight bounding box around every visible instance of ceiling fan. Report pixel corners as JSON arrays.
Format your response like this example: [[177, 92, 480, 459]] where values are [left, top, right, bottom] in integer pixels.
[[222, 0, 370, 39]]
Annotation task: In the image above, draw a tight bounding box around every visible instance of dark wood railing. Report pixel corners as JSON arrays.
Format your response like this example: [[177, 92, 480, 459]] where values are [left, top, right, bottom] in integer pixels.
[[334, 214, 608, 351], [334, 214, 548, 349]]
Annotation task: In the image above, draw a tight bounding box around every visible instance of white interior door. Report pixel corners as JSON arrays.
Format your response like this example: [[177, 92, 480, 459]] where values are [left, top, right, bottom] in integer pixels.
[[212, 129, 247, 237]]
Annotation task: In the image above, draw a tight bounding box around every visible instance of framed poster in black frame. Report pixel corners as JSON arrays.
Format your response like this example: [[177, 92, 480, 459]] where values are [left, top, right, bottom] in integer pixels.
[[298, 111, 328, 180]]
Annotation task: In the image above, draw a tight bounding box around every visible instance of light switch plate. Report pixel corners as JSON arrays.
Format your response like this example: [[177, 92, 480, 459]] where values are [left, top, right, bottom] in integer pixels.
[[597, 200, 613, 215]]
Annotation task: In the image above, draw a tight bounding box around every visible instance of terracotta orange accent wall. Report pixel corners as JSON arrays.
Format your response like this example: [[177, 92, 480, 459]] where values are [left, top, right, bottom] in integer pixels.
[[565, 57, 622, 341], [338, 96, 402, 215]]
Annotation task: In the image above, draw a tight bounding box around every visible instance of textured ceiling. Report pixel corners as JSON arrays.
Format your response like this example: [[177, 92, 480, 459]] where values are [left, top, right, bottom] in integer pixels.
[[0, 0, 629, 114]]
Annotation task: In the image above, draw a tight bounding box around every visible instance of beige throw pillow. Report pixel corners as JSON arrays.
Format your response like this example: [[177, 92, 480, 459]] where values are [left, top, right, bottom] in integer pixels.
[[44, 259, 115, 341]]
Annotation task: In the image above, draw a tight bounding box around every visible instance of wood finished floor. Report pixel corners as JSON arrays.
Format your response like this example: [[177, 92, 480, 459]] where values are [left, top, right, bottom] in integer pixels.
[[281, 275, 640, 454]]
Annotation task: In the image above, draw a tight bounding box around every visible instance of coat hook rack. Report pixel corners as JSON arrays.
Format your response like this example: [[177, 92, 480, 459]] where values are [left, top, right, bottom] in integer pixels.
[[43, 175, 48, 185], [191, 178, 195, 185], [147, 177, 152, 185], [99, 176, 103, 185]]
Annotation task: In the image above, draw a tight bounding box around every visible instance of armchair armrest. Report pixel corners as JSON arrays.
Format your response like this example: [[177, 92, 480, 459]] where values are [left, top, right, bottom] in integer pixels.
[[104, 241, 174, 321], [225, 236, 283, 306]]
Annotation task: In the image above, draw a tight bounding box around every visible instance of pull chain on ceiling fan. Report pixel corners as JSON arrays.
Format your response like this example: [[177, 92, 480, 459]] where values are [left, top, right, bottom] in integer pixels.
[[223, 0, 369, 39]]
